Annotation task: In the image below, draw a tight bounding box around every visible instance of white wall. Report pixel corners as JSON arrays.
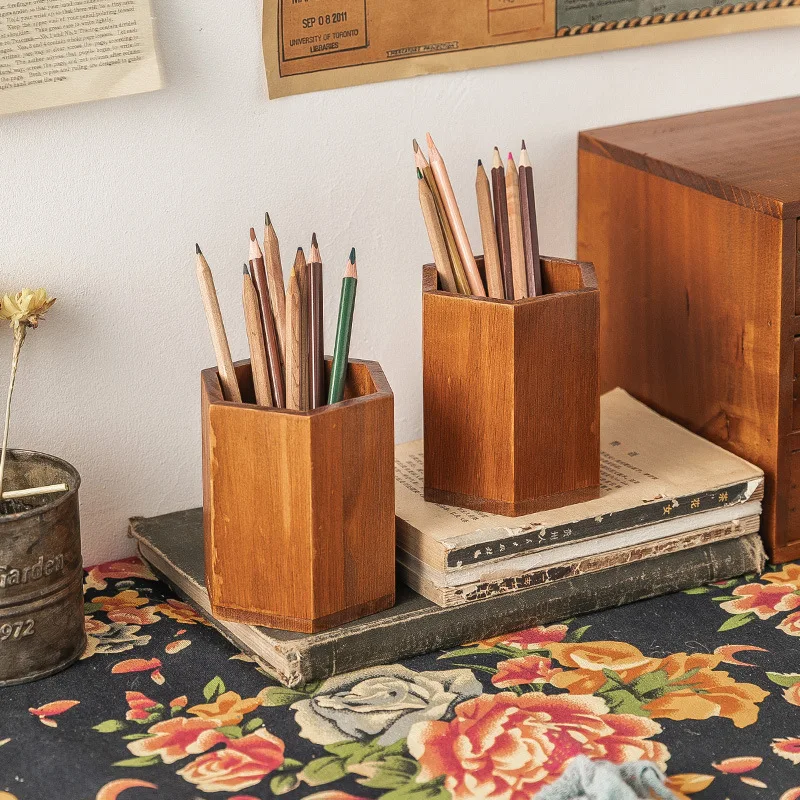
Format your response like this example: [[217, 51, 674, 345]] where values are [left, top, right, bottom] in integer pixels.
[[1, 1, 798, 565]]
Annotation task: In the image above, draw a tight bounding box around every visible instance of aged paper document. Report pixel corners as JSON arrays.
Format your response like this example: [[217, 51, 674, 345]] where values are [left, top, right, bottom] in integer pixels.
[[264, 0, 800, 97], [0, 0, 161, 116]]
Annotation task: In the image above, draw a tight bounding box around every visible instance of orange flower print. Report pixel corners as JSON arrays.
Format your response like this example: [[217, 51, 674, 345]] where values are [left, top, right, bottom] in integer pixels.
[[781, 789, 800, 800], [94, 589, 148, 612], [155, 599, 208, 626], [778, 611, 800, 636], [762, 563, 800, 588], [125, 691, 159, 721], [407, 692, 667, 800], [773, 737, 800, 764], [785, 684, 800, 706], [187, 691, 261, 726], [665, 773, 715, 800], [492, 655, 562, 688], [170, 695, 188, 710], [548, 643, 767, 728], [84, 557, 156, 591], [712, 756, 762, 773], [111, 658, 164, 684], [477, 624, 568, 650], [95, 778, 157, 800], [176, 729, 284, 793], [719, 583, 800, 619], [107, 606, 161, 626], [127, 717, 224, 764], [85, 616, 111, 636], [28, 700, 79, 728]]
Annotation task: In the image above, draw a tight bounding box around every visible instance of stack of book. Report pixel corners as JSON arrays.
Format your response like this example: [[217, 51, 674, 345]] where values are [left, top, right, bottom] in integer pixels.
[[397, 389, 764, 607]]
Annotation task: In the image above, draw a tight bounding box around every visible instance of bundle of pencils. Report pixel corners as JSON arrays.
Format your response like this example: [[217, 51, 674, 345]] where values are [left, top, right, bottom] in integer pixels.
[[195, 218, 358, 410], [414, 134, 542, 300]]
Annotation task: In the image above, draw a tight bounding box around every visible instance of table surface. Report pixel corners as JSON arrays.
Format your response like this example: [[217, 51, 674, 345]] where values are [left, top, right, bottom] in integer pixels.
[[2, 556, 800, 800]]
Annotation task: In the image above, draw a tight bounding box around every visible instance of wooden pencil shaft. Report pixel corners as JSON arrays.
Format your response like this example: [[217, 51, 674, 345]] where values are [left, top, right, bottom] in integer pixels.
[[328, 276, 357, 405], [250, 254, 286, 408], [476, 163, 504, 299], [196, 252, 242, 403], [422, 164, 469, 295], [419, 177, 458, 293], [492, 166, 514, 301], [506, 155, 528, 299], [296, 254, 310, 412], [242, 271, 274, 407], [520, 164, 543, 297], [285, 271, 302, 411], [309, 261, 325, 409], [427, 136, 486, 297], [264, 221, 287, 360]]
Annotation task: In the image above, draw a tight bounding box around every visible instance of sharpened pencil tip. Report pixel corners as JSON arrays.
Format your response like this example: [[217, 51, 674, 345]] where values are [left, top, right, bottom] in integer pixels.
[[249, 227, 256, 242], [522, 139, 527, 150], [412, 138, 419, 153], [311, 232, 318, 248], [425, 132, 434, 148], [195, 243, 202, 254], [417, 167, 423, 180], [508, 152, 514, 161], [265, 211, 271, 227], [243, 263, 249, 275], [297, 246, 304, 253], [349, 247, 356, 263], [477, 159, 482, 167]]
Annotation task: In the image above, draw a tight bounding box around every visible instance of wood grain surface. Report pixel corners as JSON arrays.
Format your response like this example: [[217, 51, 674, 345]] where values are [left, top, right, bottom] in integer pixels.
[[422, 257, 600, 516], [202, 358, 395, 632], [578, 100, 800, 561]]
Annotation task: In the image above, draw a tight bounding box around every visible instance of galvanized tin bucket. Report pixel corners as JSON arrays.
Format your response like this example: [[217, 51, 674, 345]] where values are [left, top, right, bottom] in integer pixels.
[[0, 450, 84, 686]]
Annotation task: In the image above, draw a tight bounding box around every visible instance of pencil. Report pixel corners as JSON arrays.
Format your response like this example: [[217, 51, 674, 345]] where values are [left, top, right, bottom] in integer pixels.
[[294, 247, 310, 411], [195, 244, 242, 403], [476, 160, 504, 299], [418, 168, 458, 293], [264, 213, 287, 358], [242, 264, 273, 407], [519, 141, 543, 297], [308, 233, 324, 409], [285, 266, 302, 411], [426, 133, 485, 297], [328, 248, 357, 405], [249, 229, 285, 407], [414, 139, 468, 295], [492, 149, 514, 301], [506, 152, 528, 299]]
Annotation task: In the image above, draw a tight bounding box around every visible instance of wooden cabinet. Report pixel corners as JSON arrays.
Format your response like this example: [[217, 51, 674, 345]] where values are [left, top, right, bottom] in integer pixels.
[[577, 97, 800, 562]]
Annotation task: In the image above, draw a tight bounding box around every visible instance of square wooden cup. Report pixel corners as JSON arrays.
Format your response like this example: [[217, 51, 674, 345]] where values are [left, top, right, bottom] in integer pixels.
[[422, 256, 601, 516], [201, 358, 395, 633]]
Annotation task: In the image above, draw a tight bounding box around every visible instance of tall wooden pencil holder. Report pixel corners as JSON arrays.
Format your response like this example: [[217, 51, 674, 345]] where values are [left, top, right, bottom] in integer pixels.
[[423, 257, 600, 516], [201, 358, 395, 633]]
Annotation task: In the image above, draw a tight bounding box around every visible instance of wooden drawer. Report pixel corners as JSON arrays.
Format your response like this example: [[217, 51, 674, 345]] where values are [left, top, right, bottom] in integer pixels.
[[796, 219, 800, 315], [790, 450, 800, 543], [795, 337, 800, 431]]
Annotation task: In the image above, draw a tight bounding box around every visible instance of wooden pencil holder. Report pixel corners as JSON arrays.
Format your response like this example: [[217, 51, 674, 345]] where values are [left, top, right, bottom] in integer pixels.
[[422, 256, 600, 516], [201, 358, 395, 633]]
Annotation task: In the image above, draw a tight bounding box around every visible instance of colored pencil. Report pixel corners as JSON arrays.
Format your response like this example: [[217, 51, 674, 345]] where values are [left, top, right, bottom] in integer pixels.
[[414, 139, 468, 295], [418, 168, 458, 293], [285, 266, 302, 411], [492, 148, 514, 301], [294, 247, 310, 411], [328, 249, 357, 405], [426, 133, 485, 297], [519, 141, 542, 297], [249, 229, 285, 407], [506, 152, 527, 299], [242, 264, 273, 407], [308, 233, 325, 409], [476, 159, 504, 299], [264, 213, 287, 358], [195, 244, 242, 403]]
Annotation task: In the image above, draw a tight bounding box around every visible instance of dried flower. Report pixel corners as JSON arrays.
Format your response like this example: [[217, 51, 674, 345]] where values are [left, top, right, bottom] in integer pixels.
[[0, 289, 57, 501], [0, 288, 56, 331]]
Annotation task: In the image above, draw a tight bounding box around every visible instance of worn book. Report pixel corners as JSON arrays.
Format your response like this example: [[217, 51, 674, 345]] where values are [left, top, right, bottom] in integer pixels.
[[397, 389, 764, 572], [400, 515, 760, 606], [130, 508, 765, 688]]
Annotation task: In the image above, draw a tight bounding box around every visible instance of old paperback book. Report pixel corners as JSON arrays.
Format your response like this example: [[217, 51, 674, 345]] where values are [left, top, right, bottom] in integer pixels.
[[397, 389, 764, 572], [130, 508, 765, 688]]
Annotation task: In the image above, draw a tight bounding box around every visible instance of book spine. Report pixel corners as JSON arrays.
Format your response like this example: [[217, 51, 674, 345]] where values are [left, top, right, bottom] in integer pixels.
[[443, 478, 761, 569], [297, 533, 765, 685]]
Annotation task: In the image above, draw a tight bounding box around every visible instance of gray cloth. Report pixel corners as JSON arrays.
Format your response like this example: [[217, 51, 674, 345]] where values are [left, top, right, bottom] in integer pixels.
[[534, 756, 677, 800]]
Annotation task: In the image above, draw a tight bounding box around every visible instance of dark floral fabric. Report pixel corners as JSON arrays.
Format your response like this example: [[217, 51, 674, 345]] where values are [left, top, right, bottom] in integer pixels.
[[2, 557, 800, 799]]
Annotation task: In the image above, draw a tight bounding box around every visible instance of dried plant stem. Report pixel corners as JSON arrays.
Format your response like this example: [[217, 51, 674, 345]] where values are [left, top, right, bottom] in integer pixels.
[[0, 326, 26, 499]]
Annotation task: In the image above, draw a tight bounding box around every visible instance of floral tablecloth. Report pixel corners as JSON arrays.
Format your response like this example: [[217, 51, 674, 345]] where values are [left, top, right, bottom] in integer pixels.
[[2, 557, 800, 800]]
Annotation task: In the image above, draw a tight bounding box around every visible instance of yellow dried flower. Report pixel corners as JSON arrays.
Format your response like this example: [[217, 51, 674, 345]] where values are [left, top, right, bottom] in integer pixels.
[[0, 289, 56, 330]]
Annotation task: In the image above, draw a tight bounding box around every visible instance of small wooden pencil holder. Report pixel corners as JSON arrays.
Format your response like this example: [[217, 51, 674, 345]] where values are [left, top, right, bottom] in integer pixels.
[[201, 358, 395, 633], [423, 256, 600, 516]]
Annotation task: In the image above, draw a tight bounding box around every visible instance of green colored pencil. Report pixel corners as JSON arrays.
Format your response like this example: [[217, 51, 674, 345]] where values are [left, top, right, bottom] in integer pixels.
[[328, 248, 357, 405]]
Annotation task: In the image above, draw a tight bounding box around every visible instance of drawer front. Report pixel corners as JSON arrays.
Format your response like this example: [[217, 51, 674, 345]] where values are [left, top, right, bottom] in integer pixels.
[[796, 219, 800, 315], [795, 337, 800, 431], [790, 450, 800, 543]]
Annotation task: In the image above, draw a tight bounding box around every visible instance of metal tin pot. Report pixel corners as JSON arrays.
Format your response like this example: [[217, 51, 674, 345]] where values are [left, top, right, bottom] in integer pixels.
[[0, 450, 84, 686]]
